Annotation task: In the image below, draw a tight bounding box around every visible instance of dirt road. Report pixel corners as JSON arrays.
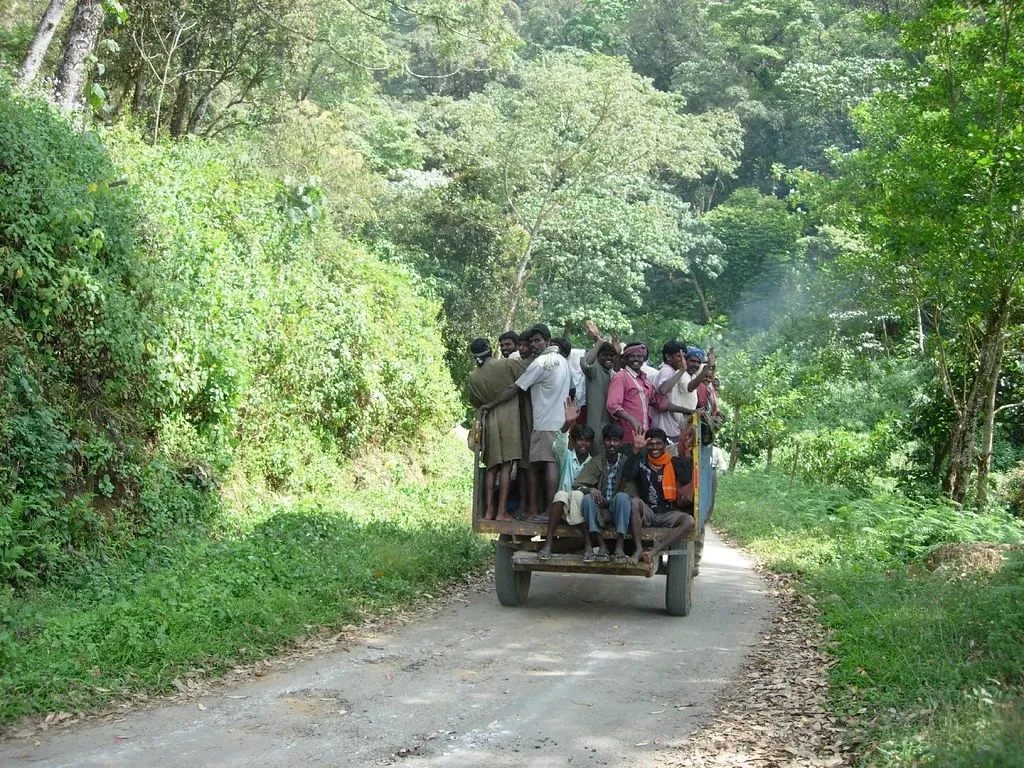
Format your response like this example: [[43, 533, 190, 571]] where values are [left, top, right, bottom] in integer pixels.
[[2, 530, 770, 767]]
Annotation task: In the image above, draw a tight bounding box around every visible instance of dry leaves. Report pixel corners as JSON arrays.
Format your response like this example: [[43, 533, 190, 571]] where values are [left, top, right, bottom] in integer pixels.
[[655, 572, 856, 768]]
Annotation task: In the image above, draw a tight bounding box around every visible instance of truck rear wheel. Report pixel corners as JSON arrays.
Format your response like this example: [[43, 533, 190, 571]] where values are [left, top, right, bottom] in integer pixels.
[[495, 534, 531, 607], [665, 540, 693, 616]]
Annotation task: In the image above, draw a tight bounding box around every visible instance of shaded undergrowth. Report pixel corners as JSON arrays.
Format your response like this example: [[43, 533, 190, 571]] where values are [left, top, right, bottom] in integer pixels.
[[0, 463, 487, 725], [714, 471, 1024, 767]]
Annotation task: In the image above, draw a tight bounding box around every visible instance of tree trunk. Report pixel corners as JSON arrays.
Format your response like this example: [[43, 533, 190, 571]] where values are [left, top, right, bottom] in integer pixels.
[[691, 273, 711, 324], [17, 0, 71, 86], [132, 69, 149, 113], [975, 362, 1000, 510], [169, 39, 198, 138], [728, 405, 740, 471], [52, 0, 105, 112], [944, 285, 1011, 504], [766, 440, 773, 469], [503, 236, 539, 329], [187, 88, 212, 134]]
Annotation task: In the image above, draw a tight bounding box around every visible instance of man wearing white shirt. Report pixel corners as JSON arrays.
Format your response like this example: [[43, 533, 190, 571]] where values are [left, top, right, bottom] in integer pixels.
[[652, 340, 695, 438]]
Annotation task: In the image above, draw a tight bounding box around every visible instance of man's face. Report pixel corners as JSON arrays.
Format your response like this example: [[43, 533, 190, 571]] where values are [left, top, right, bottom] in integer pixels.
[[528, 333, 548, 357], [518, 339, 532, 358], [598, 349, 614, 370], [669, 350, 685, 369], [575, 435, 593, 458], [499, 339, 517, 358], [686, 355, 701, 375], [647, 438, 667, 459], [604, 435, 621, 461], [626, 351, 644, 372]]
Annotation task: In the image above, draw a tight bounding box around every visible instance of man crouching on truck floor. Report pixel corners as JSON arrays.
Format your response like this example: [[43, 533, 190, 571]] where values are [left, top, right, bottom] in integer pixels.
[[539, 404, 592, 560], [626, 426, 696, 564], [573, 423, 632, 562]]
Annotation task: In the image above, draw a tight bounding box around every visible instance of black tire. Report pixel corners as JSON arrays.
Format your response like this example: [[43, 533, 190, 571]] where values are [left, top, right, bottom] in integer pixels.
[[495, 534, 531, 607], [665, 540, 693, 616]]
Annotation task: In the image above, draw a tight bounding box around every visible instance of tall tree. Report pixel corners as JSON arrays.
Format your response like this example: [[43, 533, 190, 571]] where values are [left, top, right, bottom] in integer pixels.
[[428, 51, 742, 328], [812, 0, 1024, 504], [52, 0, 105, 111], [17, 0, 71, 86]]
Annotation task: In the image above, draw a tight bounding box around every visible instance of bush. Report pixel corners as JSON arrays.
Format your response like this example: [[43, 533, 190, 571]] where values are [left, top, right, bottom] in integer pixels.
[[1, 87, 458, 584], [1000, 461, 1024, 518], [1, 87, 166, 582]]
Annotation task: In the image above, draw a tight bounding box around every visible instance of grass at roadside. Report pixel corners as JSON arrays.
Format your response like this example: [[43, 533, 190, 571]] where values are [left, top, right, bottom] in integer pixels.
[[713, 471, 1024, 767], [0, 445, 488, 726]]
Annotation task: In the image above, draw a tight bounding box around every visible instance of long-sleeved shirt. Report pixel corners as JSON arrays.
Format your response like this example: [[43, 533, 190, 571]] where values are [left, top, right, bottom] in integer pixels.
[[605, 367, 668, 445]]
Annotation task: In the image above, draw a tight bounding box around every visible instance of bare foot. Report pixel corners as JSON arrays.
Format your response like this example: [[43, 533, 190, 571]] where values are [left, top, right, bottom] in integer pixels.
[[495, 512, 513, 522], [629, 549, 644, 564]]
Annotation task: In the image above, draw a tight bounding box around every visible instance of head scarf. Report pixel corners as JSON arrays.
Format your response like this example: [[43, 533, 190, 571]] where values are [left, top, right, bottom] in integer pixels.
[[686, 346, 706, 363], [646, 451, 677, 502], [622, 342, 648, 359], [469, 337, 492, 367]]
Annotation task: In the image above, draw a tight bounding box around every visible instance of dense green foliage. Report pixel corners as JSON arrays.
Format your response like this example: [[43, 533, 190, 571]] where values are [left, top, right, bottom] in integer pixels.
[[1, 86, 457, 585], [716, 471, 1024, 766], [2, 0, 1024, 757], [0, 442, 487, 722]]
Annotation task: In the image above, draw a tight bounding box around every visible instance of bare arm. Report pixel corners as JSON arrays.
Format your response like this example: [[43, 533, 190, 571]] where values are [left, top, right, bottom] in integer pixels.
[[480, 384, 519, 414], [686, 350, 717, 391], [657, 366, 686, 395], [583, 320, 605, 366]]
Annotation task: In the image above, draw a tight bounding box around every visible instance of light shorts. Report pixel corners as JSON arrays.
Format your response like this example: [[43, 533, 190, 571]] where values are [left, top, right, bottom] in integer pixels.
[[552, 489, 585, 525], [529, 429, 559, 464], [638, 500, 690, 528]]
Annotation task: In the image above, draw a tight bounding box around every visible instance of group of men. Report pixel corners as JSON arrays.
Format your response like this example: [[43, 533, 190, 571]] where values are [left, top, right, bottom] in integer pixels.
[[467, 322, 721, 566]]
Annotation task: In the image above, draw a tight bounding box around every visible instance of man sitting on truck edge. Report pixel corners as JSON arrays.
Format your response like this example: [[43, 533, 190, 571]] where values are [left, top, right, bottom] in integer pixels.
[[625, 426, 696, 564], [538, 402, 592, 560], [573, 423, 632, 562]]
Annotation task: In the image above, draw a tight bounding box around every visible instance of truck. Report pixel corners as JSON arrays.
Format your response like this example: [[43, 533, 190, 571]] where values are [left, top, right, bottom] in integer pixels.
[[471, 415, 714, 616]]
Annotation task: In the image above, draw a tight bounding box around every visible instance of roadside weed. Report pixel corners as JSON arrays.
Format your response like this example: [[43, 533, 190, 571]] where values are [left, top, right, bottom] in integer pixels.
[[715, 471, 1024, 766]]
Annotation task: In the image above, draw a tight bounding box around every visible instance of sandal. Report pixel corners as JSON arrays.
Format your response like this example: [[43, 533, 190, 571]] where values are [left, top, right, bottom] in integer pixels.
[[612, 553, 628, 563], [538, 547, 552, 560], [595, 551, 611, 562], [583, 550, 597, 562]]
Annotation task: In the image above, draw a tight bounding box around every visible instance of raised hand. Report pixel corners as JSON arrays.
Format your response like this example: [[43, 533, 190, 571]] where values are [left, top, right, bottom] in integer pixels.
[[707, 348, 717, 368], [632, 432, 646, 453], [678, 423, 695, 455], [585, 320, 601, 341], [611, 334, 623, 354], [564, 396, 580, 425]]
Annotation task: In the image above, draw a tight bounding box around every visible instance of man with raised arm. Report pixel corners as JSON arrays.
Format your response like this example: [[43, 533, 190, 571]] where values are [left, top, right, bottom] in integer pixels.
[[651, 340, 696, 442], [581, 320, 616, 456], [606, 341, 692, 448], [624, 426, 696, 564], [480, 324, 571, 521], [538, 399, 592, 560], [466, 338, 522, 521]]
